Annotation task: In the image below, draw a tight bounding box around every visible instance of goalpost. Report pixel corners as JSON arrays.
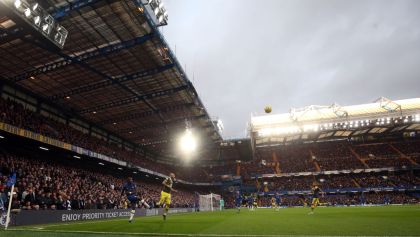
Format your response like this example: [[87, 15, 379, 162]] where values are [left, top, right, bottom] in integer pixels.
[[198, 193, 221, 212]]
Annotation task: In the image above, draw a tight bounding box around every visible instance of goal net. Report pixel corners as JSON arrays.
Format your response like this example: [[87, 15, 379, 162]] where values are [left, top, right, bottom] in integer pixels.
[[198, 193, 221, 212]]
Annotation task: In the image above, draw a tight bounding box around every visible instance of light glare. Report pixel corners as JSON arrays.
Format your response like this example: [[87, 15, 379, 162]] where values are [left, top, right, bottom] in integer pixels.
[[180, 129, 197, 153], [14, 0, 22, 9]]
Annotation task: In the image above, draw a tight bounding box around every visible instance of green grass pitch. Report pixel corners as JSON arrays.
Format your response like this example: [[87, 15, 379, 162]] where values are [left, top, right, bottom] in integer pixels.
[[2, 205, 420, 236]]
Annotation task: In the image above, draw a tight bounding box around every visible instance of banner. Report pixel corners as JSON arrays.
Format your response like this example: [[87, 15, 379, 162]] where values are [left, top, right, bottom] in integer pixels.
[[10, 208, 195, 226], [0, 122, 71, 150], [0, 122, 128, 167]]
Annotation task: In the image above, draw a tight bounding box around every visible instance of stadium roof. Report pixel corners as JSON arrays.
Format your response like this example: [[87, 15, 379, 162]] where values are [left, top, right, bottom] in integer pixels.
[[0, 0, 222, 159], [251, 98, 420, 147]]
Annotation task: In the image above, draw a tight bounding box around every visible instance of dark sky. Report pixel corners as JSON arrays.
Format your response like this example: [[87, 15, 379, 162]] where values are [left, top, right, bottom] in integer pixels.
[[161, 0, 420, 138]]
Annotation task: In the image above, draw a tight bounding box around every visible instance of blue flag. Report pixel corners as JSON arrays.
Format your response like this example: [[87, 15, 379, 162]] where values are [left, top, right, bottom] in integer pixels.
[[6, 173, 16, 187]]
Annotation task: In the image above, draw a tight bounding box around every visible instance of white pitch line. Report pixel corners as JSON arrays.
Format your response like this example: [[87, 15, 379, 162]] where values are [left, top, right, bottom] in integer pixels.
[[6, 229, 420, 237], [23, 218, 129, 228]]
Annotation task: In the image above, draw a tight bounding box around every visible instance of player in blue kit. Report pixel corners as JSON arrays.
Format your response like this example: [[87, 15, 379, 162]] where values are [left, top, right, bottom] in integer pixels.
[[247, 195, 253, 210], [275, 192, 282, 211], [121, 177, 150, 223], [235, 191, 242, 213]]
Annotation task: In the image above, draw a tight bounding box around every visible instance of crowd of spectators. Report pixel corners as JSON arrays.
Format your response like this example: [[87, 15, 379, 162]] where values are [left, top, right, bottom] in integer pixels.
[[391, 141, 420, 163], [311, 143, 365, 170], [0, 97, 216, 182], [276, 146, 317, 173], [254, 171, 419, 192], [352, 144, 399, 159], [1, 97, 419, 184], [263, 176, 315, 191], [255, 141, 418, 174], [0, 151, 197, 211], [241, 160, 276, 178], [0, 150, 418, 212], [363, 158, 412, 168]]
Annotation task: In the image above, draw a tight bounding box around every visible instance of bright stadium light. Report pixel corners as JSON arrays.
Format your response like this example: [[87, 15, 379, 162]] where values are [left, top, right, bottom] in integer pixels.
[[179, 129, 197, 153], [0, 0, 68, 49], [24, 8, 31, 17], [146, 0, 168, 25], [14, 0, 22, 9], [33, 15, 40, 25], [153, 6, 159, 15]]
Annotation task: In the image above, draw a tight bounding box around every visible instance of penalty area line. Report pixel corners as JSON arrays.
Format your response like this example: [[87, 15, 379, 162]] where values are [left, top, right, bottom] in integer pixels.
[[5, 229, 420, 237]]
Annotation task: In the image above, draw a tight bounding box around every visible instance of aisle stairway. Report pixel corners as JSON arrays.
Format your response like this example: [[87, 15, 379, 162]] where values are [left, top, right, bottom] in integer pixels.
[[349, 146, 370, 168], [309, 149, 321, 172], [389, 143, 418, 165]]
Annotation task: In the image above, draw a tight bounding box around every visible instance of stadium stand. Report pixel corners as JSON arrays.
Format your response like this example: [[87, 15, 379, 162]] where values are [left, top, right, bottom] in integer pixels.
[[311, 142, 366, 170], [0, 97, 217, 182], [392, 141, 420, 163], [0, 150, 197, 211], [275, 146, 317, 173], [253, 171, 420, 193], [254, 141, 418, 174]]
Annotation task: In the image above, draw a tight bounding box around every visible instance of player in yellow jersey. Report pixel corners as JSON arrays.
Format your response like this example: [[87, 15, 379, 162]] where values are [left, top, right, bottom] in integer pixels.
[[271, 196, 276, 208], [251, 193, 258, 211], [308, 185, 323, 215], [157, 173, 176, 220]]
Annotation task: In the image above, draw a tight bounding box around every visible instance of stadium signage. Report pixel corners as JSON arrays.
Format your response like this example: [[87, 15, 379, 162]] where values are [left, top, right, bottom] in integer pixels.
[[61, 211, 131, 222], [10, 208, 195, 226]]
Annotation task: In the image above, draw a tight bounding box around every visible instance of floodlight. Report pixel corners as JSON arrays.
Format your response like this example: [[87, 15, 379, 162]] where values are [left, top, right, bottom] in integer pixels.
[[179, 129, 197, 153], [158, 15, 164, 23], [42, 15, 53, 34], [34, 16, 40, 25], [14, 0, 21, 9], [154, 6, 160, 15], [24, 8, 31, 17]]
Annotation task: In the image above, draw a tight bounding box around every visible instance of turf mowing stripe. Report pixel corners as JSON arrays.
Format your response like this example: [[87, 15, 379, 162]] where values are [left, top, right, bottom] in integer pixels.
[[5, 229, 420, 237]]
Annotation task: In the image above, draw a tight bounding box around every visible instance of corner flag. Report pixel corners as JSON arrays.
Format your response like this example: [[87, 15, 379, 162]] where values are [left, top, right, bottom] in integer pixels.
[[4, 172, 16, 230]]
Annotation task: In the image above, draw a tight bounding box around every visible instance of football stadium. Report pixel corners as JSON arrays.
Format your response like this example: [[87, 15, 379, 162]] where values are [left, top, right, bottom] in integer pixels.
[[0, 0, 419, 236]]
